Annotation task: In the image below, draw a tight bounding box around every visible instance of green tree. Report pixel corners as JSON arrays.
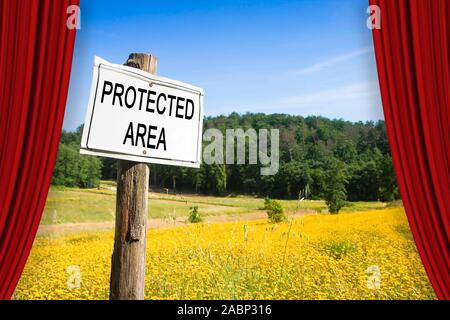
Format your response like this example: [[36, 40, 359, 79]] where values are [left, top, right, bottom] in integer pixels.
[[52, 143, 102, 188], [58, 114, 399, 202], [323, 158, 349, 214], [52, 144, 79, 187], [210, 164, 227, 195], [78, 155, 102, 188], [377, 154, 399, 201]]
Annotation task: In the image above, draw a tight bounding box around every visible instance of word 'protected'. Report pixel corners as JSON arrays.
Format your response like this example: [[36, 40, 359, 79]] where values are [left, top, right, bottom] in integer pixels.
[[101, 81, 195, 120]]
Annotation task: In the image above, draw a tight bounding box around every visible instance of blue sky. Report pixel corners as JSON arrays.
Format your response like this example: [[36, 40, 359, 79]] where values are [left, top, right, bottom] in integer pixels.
[[63, 0, 383, 131]]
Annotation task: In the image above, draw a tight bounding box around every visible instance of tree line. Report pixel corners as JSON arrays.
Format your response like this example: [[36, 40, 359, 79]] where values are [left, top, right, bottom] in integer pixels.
[[53, 113, 399, 202]]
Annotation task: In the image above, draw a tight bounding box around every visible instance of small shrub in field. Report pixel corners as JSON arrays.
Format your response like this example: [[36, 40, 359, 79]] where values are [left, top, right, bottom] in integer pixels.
[[188, 206, 203, 223], [263, 197, 272, 210], [321, 239, 358, 259], [265, 199, 286, 223]]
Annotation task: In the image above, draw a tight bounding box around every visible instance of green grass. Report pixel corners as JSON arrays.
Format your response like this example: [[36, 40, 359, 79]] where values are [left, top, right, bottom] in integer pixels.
[[42, 189, 248, 225], [42, 189, 116, 224], [149, 193, 385, 213], [40, 182, 387, 225]]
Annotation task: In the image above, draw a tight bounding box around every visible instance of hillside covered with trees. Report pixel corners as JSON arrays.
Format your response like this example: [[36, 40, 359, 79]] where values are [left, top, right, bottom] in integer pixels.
[[53, 113, 399, 202]]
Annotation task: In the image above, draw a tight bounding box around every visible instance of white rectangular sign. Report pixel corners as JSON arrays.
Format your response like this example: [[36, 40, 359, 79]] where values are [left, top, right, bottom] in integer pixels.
[[80, 57, 204, 168]]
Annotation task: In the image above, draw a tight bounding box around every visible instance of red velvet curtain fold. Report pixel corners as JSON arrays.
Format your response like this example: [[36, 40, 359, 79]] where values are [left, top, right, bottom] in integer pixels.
[[0, 0, 78, 299], [370, 0, 450, 299]]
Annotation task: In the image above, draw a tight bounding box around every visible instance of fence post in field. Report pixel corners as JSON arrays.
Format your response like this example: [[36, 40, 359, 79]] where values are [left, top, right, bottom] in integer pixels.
[[109, 53, 157, 300]]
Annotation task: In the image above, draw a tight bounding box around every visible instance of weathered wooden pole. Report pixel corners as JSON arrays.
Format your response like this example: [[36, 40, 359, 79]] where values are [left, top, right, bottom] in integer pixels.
[[109, 53, 157, 300]]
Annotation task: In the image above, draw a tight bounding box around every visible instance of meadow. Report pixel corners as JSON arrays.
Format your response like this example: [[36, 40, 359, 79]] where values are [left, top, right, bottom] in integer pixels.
[[40, 183, 386, 225], [13, 184, 435, 300]]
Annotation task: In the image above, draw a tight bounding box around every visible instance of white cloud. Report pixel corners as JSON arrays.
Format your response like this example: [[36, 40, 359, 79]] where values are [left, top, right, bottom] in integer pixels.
[[280, 81, 380, 106], [293, 47, 374, 76]]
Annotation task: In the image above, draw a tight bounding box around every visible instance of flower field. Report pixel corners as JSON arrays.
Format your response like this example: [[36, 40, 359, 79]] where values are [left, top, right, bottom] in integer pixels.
[[14, 207, 435, 300]]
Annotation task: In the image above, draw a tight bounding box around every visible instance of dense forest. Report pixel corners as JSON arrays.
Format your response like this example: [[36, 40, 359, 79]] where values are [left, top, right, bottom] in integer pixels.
[[53, 113, 399, 202]]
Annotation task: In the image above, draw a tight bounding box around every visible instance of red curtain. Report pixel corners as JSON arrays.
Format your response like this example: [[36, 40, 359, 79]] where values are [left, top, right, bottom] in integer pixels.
[[370, 0, 450, 299], [0, 0, 78, 299]]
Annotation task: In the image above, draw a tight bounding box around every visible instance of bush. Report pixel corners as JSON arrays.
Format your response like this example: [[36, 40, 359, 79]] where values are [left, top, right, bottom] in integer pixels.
[[265, 199, 286, 223], [320, 240, 358, 259], [188, 206, 203, 223]]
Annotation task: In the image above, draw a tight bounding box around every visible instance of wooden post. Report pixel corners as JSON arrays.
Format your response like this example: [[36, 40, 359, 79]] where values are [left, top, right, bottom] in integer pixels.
[[109, 53, 157, 300]]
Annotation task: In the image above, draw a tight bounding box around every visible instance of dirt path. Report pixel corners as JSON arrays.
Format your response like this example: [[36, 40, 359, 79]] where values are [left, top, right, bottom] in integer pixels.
[[37, 210, 310, 235]]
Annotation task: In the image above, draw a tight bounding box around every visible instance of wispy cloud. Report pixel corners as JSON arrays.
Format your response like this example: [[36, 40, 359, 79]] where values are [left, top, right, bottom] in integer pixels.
[[292, 47, 374, 76], [280, 81, 379, 106]]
